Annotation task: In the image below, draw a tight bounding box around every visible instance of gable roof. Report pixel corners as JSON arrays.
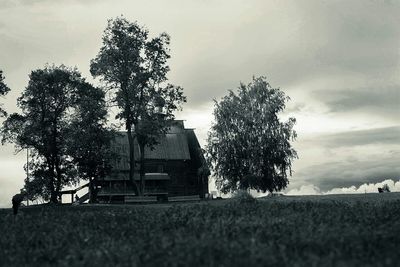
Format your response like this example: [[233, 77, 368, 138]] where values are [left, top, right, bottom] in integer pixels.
[[144, 133, 191, 160], [112, 122, 191, 161]]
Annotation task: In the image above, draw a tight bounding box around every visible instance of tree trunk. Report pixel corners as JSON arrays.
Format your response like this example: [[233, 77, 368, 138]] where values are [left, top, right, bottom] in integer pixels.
[[51, 121, 61, 203], [49, 178, 57, 203], [49, 164, 57, 204], [45, 154, 58, 203], [127, 126, 139, 195], [55, 160, 62, 203], [89, 177, 97, 203], [139, 142, 146, 196]]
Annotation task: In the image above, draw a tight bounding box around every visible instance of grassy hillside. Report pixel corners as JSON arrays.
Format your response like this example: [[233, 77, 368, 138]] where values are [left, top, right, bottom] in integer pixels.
[[1, 193, 400, 266]]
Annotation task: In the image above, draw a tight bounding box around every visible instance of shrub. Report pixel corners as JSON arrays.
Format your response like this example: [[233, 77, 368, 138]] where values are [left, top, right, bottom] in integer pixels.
[[232, 190, 257, 204]]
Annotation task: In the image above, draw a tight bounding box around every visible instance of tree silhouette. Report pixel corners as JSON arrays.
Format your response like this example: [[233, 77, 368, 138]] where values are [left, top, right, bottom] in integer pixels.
[[206, 77, 298, 193], [2, 65, 112, 203], [91, 17, 186, 195], [0, 69, 10, 118]]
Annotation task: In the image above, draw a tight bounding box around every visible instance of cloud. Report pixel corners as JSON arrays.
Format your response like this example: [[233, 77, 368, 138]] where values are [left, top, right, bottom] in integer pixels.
[[293, 127, 400, 191], [285, 102, 307, 113], [1, 0, 399, 110], [0, 1, 15, 9], [295, 155, 400, 191], [0, 0, 100, 9], [314, 86, 400, 119], [296, 0, 400, 72], [286, 179, 400, 196], [168, 0, 400, 108], [311, 126, 400, 148], [325, 179, 400, 194], [286, 184, 322, 195]]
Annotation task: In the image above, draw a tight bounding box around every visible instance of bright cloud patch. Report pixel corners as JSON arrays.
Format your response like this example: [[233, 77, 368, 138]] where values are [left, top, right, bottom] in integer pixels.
[[286, 184, 322, 195], [286, 179, 400, 196]]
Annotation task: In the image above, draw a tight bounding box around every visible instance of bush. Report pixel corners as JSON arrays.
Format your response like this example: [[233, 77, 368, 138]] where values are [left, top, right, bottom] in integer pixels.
[[232, 190, 257, 204]]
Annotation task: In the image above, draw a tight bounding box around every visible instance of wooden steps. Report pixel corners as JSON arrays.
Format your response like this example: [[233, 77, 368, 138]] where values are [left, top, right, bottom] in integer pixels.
[[78, 192, 90, 204], [72, 192, 90, 205]]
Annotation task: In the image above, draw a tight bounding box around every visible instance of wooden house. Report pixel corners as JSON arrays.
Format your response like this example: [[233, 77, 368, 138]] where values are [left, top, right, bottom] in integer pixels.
[[96, 121, 209, 203]]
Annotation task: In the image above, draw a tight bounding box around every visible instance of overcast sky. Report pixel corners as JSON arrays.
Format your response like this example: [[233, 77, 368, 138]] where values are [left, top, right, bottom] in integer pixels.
[[0, 0, 399, 207]]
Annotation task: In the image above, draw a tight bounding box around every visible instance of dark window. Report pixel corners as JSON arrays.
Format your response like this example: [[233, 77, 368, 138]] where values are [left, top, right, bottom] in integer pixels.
[[146, 164, 164, 173], [146, 165, 157, 173], [157, 165, 164, 173]]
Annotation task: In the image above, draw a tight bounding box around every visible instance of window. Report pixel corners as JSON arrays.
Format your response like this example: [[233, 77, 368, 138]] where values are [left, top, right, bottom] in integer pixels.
[[146, 164, 164, 173], [157, 165, 164, 173]]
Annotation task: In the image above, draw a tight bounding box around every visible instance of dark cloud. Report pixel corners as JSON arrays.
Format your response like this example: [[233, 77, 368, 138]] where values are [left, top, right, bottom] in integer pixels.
[[311, 126, 400, 148], [295, 155, 400, 191], [296, 0, 400, 72], [293, 126, 400, 191], [174, 0, 400, 108], [1, 0, 399, 109], [314, 86, 400, 118]]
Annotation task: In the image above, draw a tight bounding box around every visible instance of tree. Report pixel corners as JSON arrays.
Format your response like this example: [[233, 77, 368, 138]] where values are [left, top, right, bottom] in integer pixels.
[[66, 81, 115, 203], [0, 69, 10, 118], [1, 65, 111, 203], [206, 77, 298, 194], [22, 152, 52, 202], [90, 17, 186, 195]]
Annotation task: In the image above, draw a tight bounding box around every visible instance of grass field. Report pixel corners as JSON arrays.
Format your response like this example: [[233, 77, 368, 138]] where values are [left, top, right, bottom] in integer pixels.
[[1, 193, 400, 266]]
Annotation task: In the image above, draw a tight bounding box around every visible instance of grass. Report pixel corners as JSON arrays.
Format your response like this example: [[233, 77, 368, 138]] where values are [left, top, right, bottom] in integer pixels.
[[1, 193, 400, 266]]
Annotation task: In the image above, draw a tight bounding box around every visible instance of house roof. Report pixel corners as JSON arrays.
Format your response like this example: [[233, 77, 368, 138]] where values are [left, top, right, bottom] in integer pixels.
[[113, 122, 191, 161], [144, 133, 191, 160], [101, 121, 210, 180]]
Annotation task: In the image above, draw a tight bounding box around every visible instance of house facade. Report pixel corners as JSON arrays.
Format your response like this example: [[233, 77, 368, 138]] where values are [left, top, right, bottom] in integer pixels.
[[96, 121, 209, 202]]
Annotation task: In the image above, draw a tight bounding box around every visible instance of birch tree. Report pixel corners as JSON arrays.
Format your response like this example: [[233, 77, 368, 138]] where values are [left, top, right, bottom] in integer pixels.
[[206, 77, 298, 193]]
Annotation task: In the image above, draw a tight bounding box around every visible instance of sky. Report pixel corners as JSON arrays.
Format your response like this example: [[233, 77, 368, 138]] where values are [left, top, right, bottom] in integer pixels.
[[0, 0, 399, 207]]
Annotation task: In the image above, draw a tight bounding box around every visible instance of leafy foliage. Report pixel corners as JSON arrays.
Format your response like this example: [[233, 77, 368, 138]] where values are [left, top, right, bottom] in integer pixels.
[[66, 81, 115, 202], [2, 194, 400, 266], [90, 17, 186, 194], [0, 69, 10, 118], [1, 65, 112, 203], [2, 65, 81, 202], [20, 149, 52, 201], [207, 77, 297, 193]]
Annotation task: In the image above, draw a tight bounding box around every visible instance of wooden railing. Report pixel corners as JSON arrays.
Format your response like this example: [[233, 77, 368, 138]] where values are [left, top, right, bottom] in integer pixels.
[[60, 182, 90, 203]]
